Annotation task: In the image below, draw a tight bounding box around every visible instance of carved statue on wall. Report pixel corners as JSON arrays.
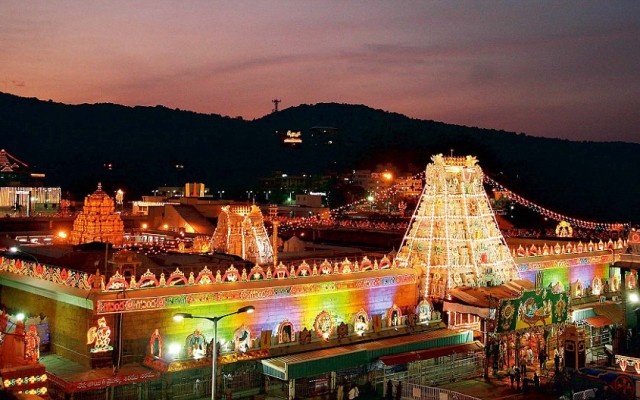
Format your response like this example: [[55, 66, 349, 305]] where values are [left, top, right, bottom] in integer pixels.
[[24, 325, 41, 363], [87, 317, 113, 353]]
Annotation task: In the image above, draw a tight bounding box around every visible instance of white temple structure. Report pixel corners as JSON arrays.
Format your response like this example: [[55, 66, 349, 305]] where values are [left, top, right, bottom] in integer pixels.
[[396, 155, 520, 300], [211, 205, 274, 265]]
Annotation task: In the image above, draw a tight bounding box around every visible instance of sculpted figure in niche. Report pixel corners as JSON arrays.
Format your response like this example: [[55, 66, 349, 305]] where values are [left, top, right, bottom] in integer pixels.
[[337, 322, 348, 338], [25, 325, 41, 363], [299, 328, 312, 344]]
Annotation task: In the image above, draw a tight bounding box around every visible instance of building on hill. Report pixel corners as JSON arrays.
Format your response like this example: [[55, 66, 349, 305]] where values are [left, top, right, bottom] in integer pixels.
[[0, 148, 61, 216], [69, 183, 124, 246]]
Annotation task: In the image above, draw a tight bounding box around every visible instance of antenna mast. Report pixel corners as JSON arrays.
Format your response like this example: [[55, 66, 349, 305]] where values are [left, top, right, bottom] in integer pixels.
[[272, 99, 281, 113]]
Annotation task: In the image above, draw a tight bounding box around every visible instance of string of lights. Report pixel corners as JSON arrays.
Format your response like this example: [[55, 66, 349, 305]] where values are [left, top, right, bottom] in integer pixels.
[[274, 169, 626, 233], [483, 175, 628, 230]]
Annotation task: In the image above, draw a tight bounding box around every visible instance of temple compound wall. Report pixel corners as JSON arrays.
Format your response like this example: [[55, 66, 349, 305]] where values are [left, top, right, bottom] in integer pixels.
[[517, 251, 619, 297], [0, 286, 93, 367], [104, 269, 418, 358]]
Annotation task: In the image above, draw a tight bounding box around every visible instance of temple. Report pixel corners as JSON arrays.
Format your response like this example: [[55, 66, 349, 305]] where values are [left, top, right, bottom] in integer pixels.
[[396, 154, 520, 299], [211, 205, 274, 265], [69, 183, 124, 246], [0, 155, 631, 399]]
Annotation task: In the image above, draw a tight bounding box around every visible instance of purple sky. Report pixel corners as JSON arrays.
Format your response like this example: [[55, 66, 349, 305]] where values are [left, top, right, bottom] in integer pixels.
[[2, 1, 639, 142]]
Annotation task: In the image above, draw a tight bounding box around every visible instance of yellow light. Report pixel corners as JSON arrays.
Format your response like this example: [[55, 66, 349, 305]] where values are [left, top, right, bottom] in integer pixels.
[[142, 223, 148, 229], [163, 224, 169, 230], [383, 172, 393, 180], [57, 231, 67, 239]]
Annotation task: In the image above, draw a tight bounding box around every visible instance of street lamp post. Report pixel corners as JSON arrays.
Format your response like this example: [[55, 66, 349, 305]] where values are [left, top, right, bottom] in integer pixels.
[[8, 246, 39, 264], [174, 305, 255, 400]]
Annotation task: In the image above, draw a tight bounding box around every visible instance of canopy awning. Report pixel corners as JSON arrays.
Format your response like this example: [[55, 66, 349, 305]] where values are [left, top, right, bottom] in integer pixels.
[[443, 302, 490, 318], [594, 302, 624, 324], [260, 329, 472, 380], [379, 341, 484, 366], [584, 315, 615, 328]]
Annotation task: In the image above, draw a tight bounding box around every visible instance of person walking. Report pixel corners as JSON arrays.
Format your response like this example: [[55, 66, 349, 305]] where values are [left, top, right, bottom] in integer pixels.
[[385, 380, 393, 400], [533, 372, 540, 391], [395, 381, 402, 400], [508, 365, 515, 389], [539, 348, 547, 370], [515, 367, 521, 391], [520, 356, 527, 379]]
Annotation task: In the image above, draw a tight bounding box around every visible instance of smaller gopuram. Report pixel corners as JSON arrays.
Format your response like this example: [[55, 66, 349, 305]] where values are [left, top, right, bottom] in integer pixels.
[[69, 183, 124, 246], [211, 205, 274, 265]]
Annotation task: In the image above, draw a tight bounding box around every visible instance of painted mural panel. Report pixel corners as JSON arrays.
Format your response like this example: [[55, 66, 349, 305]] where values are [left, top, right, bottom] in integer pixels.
[[497, 288, 569, 332]]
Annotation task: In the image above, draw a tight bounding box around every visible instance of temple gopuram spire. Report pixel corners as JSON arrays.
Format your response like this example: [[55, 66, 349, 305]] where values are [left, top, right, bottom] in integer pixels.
[[396, 154, 520, 300], [69, 183, 124, 246]]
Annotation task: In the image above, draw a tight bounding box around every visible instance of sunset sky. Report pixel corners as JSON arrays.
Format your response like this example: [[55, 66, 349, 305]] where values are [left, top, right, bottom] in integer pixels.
[[2, 1, 639, 142]]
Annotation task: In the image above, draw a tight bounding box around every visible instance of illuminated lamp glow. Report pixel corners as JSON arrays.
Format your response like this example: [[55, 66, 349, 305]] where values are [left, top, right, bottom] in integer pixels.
[[322, 332, 330, 340], [163, 224, 169, 229], [630, 293, 639, 304], [173, 314, 184, 322], [169, 343, 181, 356], [142, 223, 148, 229], [58, 231, 67, 239], [16, 313, 25, 321]]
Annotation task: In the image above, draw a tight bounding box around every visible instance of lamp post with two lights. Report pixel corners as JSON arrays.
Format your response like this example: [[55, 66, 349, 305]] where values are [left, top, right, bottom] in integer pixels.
[[174, 305, 255, 400]]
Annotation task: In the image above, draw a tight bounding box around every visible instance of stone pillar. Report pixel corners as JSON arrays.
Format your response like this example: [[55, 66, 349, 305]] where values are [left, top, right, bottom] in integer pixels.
[[288, 379, 295, 400]]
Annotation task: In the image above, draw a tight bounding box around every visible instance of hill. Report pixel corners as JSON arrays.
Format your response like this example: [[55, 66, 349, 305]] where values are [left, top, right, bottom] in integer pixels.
[[0, 92, 638, 223]]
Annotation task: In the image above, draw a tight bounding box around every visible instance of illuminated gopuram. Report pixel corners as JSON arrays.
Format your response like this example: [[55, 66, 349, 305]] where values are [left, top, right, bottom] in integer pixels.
[[396, 154, 520, 299], [69, 183, 124, 246], [211, 205, 274, 265]]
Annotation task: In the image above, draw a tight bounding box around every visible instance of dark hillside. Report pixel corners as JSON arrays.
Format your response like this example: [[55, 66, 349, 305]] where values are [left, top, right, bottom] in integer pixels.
[[1, 93, 638, 222]]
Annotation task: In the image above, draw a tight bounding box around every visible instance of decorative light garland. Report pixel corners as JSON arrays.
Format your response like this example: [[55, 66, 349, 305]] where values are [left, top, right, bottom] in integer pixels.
[[483, 175, 628, 231]]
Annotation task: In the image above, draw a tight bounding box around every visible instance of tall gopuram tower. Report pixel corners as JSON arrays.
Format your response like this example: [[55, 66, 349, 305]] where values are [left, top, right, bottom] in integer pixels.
[[69, 183, 124, 246], [396, 154, 520, 300], [211, 205, 274, 265]]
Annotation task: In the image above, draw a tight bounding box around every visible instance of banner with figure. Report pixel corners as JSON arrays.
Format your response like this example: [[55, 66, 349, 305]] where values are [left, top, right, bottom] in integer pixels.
[[497, 288, 569, 332]]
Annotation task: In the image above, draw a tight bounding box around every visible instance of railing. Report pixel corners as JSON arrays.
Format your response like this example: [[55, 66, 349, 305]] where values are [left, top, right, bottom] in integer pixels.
[[573, 388, 597, 400], [393, 380, 481, 400]]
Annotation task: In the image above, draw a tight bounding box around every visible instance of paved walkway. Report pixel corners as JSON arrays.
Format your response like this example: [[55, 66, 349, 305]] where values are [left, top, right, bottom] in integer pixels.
[[441, 375, 557, 400]]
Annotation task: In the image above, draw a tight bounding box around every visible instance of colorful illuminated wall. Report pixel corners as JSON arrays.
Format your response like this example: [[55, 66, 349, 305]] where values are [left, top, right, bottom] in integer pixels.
[[518, 260, 617, 294], [118, 274, 418, 360]]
